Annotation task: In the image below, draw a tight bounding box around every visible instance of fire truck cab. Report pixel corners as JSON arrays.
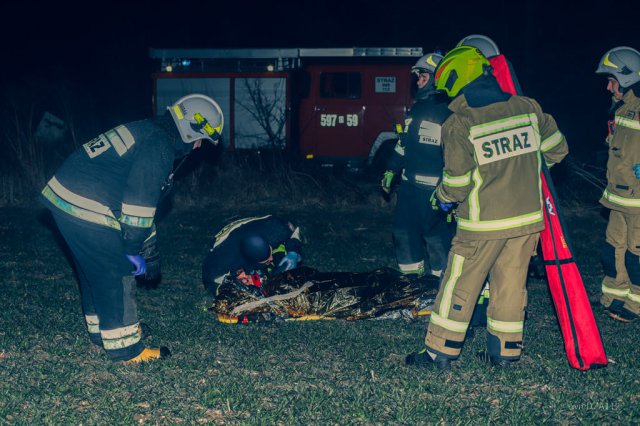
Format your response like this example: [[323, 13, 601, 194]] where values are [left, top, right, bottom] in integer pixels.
[[149, 47, 423, 171]]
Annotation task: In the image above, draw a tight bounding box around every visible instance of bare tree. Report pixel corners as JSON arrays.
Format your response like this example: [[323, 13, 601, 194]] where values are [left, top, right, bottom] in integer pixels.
[[235, 78, 287, 149]]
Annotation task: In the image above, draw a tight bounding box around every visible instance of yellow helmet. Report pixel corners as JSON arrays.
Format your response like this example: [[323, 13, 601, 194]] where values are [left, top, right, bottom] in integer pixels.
[[434, 46, 490, 97]]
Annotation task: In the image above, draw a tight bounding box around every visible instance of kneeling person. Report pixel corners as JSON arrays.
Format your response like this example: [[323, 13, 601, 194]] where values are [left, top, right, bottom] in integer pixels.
[[202, 215, 302, 294]]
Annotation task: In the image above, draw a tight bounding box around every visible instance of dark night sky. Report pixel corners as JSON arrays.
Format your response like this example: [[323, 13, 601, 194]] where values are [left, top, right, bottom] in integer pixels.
[[1, 0, 637, 159]]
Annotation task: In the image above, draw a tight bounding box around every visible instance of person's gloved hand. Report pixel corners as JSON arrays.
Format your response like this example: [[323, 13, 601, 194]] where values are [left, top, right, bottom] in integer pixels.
[[633, 163, 640, 179], [126, 254, 147, 276], [278, 251, 301, 271], [430, 191, 455, 212], [439, 201, 455, 212], [381, 170, 394, 194]]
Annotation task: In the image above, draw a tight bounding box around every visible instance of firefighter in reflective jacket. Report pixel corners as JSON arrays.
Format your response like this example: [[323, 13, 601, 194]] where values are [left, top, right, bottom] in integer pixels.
[[595, 46, 640, 323], [40, 94, 224, 363], [382, 52, 454, 278], [406, 47, 568, 369], [202, 215, 302, 294]]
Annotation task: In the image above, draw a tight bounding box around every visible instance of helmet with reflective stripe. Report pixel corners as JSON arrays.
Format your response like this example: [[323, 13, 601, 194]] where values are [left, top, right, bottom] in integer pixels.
[[168, 93, 224, 144], [457, 34, 500, 58], [595, 46, 640, 88], [411, 52, 443, 76], [434, 46, 490, 97]]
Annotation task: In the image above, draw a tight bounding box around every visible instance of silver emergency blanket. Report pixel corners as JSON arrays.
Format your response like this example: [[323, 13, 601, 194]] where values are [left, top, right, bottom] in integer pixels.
[[211, 267, 439, 323]]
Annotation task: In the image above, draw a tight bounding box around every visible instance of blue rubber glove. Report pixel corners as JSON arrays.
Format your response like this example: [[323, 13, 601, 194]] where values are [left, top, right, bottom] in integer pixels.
[[633, 164, 640, 179], [126, 254, 147, 276], [278, 252, 301, 271], [439, 200, 455, 212], [429, 191, 454, 212]]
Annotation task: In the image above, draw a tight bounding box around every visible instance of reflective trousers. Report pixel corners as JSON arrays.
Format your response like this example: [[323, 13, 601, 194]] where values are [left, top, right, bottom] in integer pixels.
[[425, 233, 538, 360], [50, 210, 144, 361], [601, 210, 640, 315], [393, 184, 454, 276]]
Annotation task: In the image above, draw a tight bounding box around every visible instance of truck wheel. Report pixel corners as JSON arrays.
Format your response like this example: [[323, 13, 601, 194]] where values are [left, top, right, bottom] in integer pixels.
[[367, 140, 396, 177]]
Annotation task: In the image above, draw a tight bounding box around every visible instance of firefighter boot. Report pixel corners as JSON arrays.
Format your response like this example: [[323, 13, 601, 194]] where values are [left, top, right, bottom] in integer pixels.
[[476, 351, 516, 368], [405, 348, 451, 370], [606, 300, 639, 323], [125, 347, 172, 364]]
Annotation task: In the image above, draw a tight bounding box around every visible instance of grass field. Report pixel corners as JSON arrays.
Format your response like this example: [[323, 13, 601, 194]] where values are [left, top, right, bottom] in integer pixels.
[[0, 176, 638, 424]]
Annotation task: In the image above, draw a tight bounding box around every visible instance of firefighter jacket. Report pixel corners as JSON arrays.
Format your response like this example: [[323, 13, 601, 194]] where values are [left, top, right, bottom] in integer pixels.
[[202, 215, 302, 287], [435, 75, 569, 240], [41, 115, 182, 254], [600, 89, 640, 214], [387, 88, 452, 189]]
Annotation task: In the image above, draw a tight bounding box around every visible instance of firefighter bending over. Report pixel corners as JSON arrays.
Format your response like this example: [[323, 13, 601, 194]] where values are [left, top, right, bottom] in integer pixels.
[[381, 52, 454, 279], [595, 46, 640, 323], [202, 215, 302, 294], [406, 46, 568, 369], [40, 94, 224, 363]]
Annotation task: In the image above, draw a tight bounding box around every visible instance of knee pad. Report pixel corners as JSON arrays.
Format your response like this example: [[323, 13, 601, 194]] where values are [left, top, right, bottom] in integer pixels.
[[625, 251, 640, 284], [601, 242, 617, 278]]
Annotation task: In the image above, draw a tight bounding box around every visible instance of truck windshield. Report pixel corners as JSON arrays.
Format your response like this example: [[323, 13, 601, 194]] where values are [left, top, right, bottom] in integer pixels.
[[320, 72, 361, 99]]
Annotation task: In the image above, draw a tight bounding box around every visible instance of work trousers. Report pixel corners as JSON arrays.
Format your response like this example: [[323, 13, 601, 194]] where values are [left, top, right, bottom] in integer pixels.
[[393, 184, 454, 277], [601, 210, 640, 314], [50, 210, 144, 361], [425, 233, 538, 360]]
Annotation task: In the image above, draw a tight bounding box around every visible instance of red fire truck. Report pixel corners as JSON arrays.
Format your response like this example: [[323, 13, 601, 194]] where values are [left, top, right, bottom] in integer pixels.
[[149, 47, 423, 171]]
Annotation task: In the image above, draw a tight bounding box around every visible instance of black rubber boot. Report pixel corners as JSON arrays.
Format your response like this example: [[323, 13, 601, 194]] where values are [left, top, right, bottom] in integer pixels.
[[606, 301, 639, 323], [405, 348, 451, 370], [476, 350, 517, 368]]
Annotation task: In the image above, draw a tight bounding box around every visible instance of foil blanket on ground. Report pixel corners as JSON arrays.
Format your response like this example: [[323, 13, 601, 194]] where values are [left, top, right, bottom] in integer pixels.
[[211, 267, 438, 323]]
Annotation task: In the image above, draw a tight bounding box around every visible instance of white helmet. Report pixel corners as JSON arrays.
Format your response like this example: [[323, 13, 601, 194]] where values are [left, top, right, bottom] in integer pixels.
[[168, 94, 224, 144], [457, 34, 500, 58], [595, 46, 640, 88], [411, 52, 443, 75]]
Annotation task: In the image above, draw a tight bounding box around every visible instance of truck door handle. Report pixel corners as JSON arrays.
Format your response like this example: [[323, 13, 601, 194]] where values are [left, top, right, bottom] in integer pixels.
[[314, 106, 326, 112]]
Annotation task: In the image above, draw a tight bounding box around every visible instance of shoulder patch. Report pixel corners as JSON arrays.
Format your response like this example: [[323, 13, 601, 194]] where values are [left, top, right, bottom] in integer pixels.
[[418, 121, 442, 146]]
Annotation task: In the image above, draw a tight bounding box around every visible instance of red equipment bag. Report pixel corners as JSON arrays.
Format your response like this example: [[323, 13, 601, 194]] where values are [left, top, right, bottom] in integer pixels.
[[539, 165, 608, 370]]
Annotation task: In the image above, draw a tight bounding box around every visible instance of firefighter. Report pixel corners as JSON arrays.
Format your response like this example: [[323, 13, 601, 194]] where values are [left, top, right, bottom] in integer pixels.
[[405, 46, 568, 369], [595, 46, 640, 323], [202, 215, 302, 294], [381, 52, 454, 279], [40, 94, 224, 363], [456, 34, 545, 333]]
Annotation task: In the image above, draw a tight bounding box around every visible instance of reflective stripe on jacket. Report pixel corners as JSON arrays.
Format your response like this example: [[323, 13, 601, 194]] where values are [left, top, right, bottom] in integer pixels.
[[436, 94, 569, 240], [600, 90, 640, 213]]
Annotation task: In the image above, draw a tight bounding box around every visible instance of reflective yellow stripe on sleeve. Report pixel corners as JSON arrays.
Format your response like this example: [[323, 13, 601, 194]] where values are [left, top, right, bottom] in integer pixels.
[[119, 203, 156, 228], [616, 116, 640, 131], [442, 171, 471, 187], [541, 131, 564, 152], [105, 125, 136, 156], [602, 189, 640, 208]]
